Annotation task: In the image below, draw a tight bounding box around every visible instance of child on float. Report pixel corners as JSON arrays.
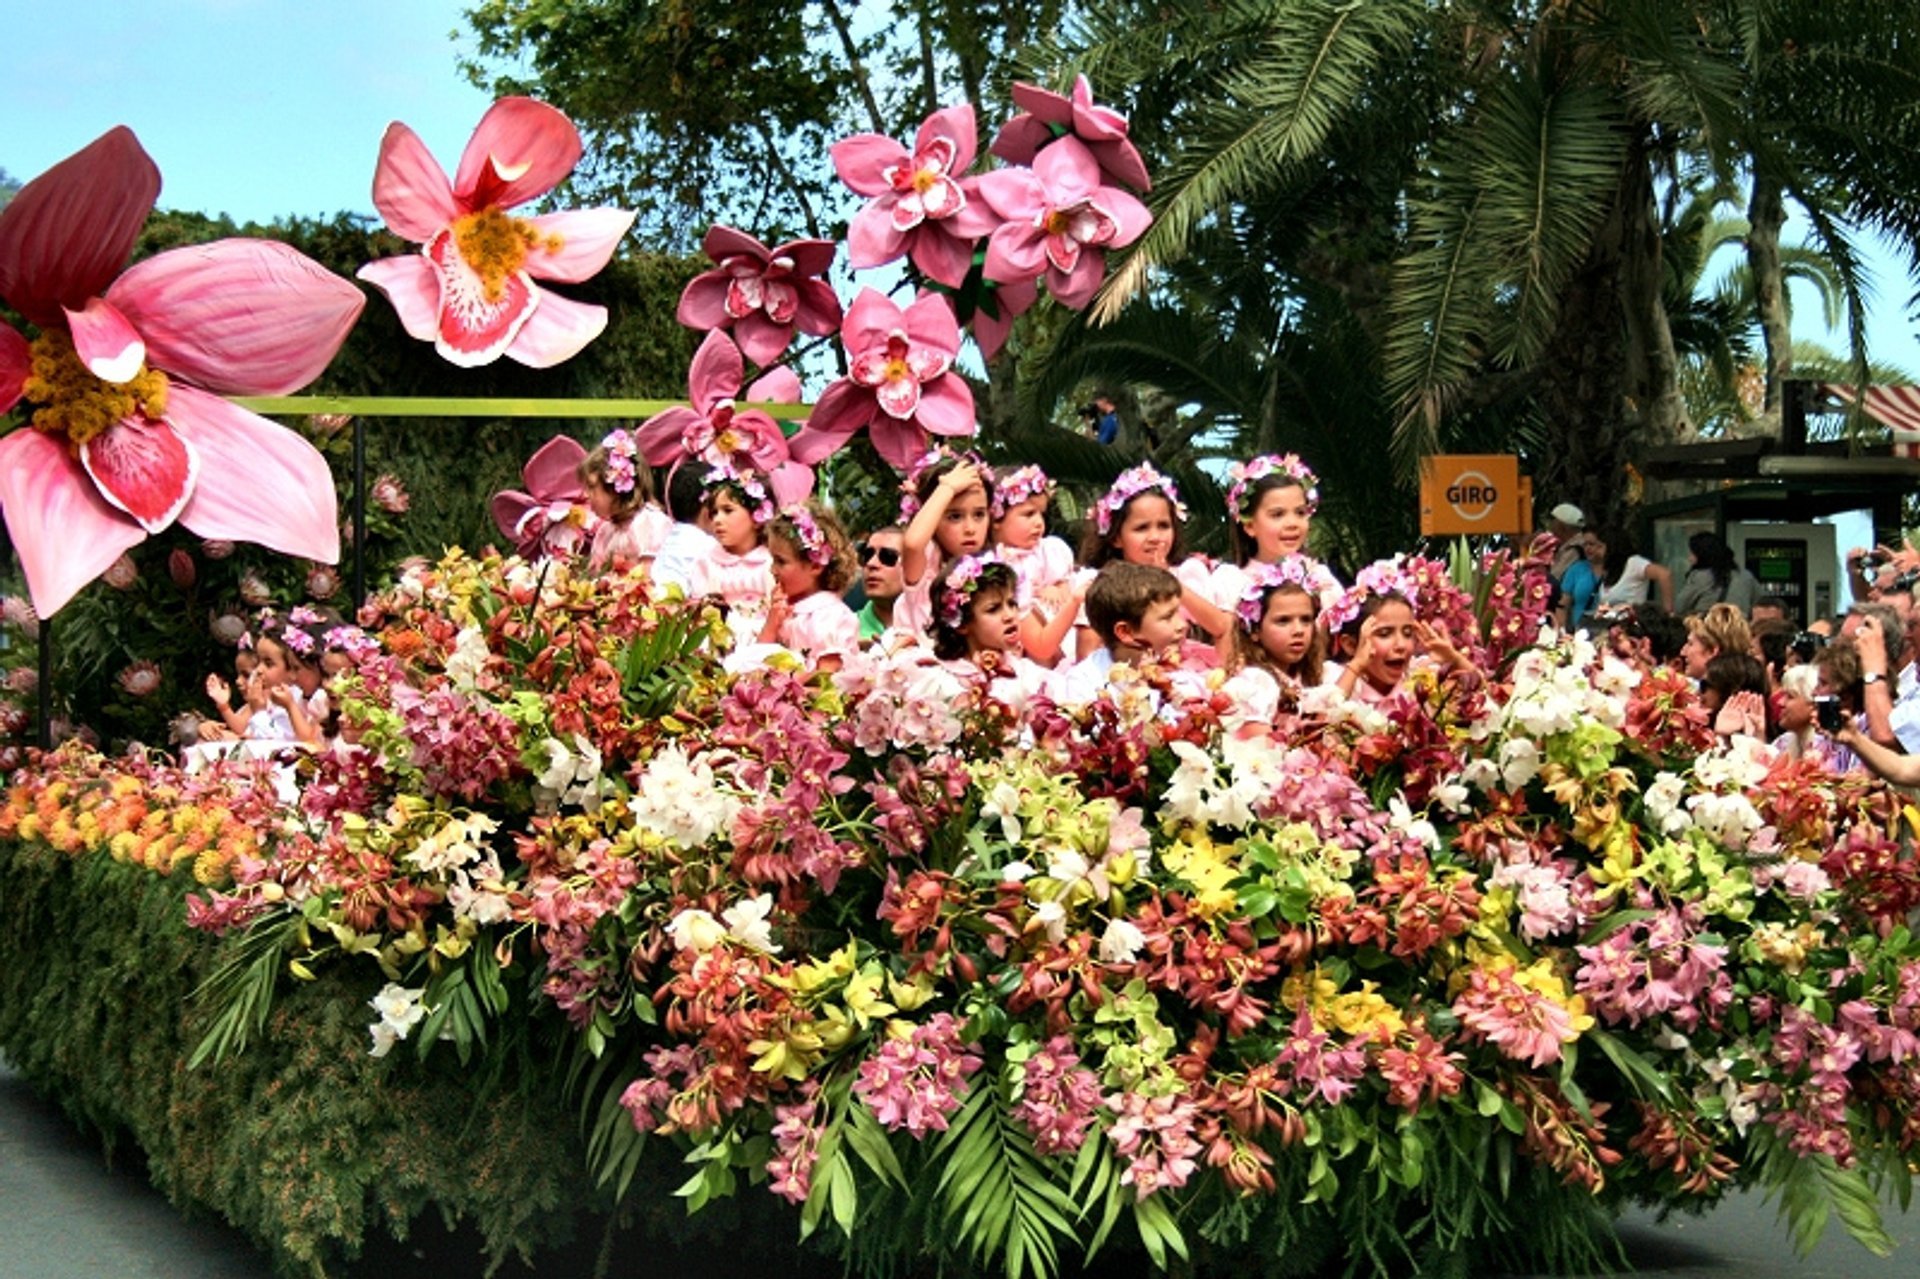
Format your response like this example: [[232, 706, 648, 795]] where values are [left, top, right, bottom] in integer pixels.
[[201, 611, 328, 747], [686, 465, 777, 646], [1324, 564, 1474, 704], [930, 554, 1056, 709], [1227, 559, 1336, 726], [580, 428, 672, 574], [1056, 561, 1191, 706], [897, 450, 993, 637], [1222, 453, 1342, 610], [1073, 463, 1234, 660], [757, 503, 860, 673], [989, 463, 1082, 665]]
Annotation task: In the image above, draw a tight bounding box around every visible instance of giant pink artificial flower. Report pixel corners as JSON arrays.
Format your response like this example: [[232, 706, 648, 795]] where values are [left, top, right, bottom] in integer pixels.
[[968, 276, 1038, 360], [789, 289, 974, 470], [990, 75, 1152, 193], [0, 128, 363, 618], [675, 226, 842, 366], [978, 137, 1151, 311], [358, 97, 635, 368], [633, 330, 814, 504], [490, 435, 592, 560], [831, 104, 1000, 289]]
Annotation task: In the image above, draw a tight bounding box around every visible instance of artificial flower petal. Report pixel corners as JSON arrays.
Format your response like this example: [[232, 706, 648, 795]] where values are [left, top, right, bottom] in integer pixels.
[[427, 229, 539, 367], [0, 324, 28, 415], [370, 121, 461, 242], [746, 366, 802, 404], [355, 255, 443, 344], [830, 133, 911, 197], [846, 202, 909, 271], [0, 127, 160, 326], [522, 208, 636, 283], [634, 406, 707, 466], [685, 330, 745, 413], [787, 380, 871, 464], [0, 428, 149, 618], [676, 272, 736, 331], [732, 312, 793, 367], [62, 298, 145, 384], [915, 377, 977, 438], [766, 460, 814, 507], [504, 289, 609, 369], [109, 239, 366, 394], [79, 416, 199, 533], [453, 97, 583, 211], [169, 385, 340, 564]]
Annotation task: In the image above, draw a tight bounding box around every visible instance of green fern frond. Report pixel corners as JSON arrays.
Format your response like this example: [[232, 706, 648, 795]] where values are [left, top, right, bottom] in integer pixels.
[[933, 1079, 1082, 1279]]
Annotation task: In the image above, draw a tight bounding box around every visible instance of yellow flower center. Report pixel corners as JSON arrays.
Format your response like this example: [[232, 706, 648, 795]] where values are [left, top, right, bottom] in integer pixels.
[[21, 329, 169, 448], [1044, 209, 1073, 237], [451, 207, 562, 302]]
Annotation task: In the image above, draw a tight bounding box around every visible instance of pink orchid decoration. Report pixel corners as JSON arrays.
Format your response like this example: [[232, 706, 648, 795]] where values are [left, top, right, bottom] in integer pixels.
[[978, 137, 1151, 310], [832, 104, 1000, 289], [490, 435, 593, 560], [636, 331, 813, 504], [968, 277, 1039, 361], [0, 128, 363, 618], [990, 75, 1153, 193], [676, 226, 842, 366], [789, 289, 974, 470], [358, 97, 635, 368]]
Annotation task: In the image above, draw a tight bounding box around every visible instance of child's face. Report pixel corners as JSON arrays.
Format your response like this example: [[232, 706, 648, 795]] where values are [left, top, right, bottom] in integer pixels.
[[962, 588, 1021, 656], [1130, 595, 1187, 657], [993, 497, 1047, 551], [587, 483, 616, 520], [235, 651, 258, 680], [1244, 483, 1311, 560], [1114, 495, 1175, 567], [244, 668, 271, 709], [769, 537, 821, 598], [253, 639, 292, 688], [1359, 601, 1418, 690], [939, 484, 990, 557], [709, 491, 761, 554], [1258, 588, 1316, 669]]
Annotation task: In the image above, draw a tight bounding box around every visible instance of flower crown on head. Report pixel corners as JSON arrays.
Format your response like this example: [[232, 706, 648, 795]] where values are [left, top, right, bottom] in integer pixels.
[[777, 504, 834, 567], [601, 428, 640, 495], [1321, 555, 1421, 634], [1227, 453, 1319, 521], [1093, 463, 1187, 536], [701, 463, 777, 524], [937, 552, 1008, 629], [898, 445, 989, 524], [1235, 556, 1325, 627], [322, 625, 380, 661], [990, 464, 1055, 519]]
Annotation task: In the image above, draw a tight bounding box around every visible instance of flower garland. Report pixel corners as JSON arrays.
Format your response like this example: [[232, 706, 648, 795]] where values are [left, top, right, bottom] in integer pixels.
[[702, 463, 777, 524], [1322, 555, 1423, 634], [990, 464, 1055, 519], [601, 428, 640, 495], [937, 552, 1007, 628], [1235, 556, 1327, 626], [778, 505, 834, 567], [898, 445, 989, 524], [1093, 463, 1187, 536], [1226, 453, 1319, 520]]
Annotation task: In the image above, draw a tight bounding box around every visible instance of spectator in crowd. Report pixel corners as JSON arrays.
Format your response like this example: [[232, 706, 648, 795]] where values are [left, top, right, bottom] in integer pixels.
[[1545, 503, 1586, 585], [1592, 524, 1675, 614], [1679, 603, 1752, 680], [1700, 651, 1768, 739], [1556, 532, 1603, 632], [853, 527, 906, 641], [1081, 394, 1120, 445], [1845, 600, 1920, 751], [649, 463, 719, 595], [1750, 594, 1791, 628], [1673, 531, 1760, 617]]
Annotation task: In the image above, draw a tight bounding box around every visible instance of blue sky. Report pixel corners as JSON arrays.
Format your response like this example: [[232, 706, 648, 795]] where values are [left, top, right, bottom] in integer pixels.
[[10, 0, 1918, 375]]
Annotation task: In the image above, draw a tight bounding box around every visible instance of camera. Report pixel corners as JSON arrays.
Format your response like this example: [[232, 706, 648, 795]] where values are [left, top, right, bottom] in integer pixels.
[[1815, 694, 1843, 733], [1790, 631, 1827, 661]]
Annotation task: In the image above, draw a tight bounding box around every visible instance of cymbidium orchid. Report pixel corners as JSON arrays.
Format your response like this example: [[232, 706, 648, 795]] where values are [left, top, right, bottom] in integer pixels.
[[0, 128, 362, 618], [990, 75, 1152, 193], [832, 104, 1000, 289], [977, 137, 1150, 310], [634, 329, 813, 504], [675, 225, 842, 366], [359, 97, 634, 368], [789, 289, 975, 470]]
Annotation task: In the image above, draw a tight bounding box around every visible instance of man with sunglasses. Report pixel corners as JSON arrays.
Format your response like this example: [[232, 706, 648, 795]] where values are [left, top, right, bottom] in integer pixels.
[[854, 527, 906, 641]]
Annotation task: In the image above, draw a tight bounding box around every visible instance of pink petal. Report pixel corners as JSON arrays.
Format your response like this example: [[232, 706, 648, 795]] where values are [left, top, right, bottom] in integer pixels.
[[902, 293, 962, 358], [1050, 252, 1108, 311], [831, 134, 912, 197], [915, 104, 979, 174], [491, 490, 538, 544], [520, 434, 588, 501], [427, 229, 537, 366], [945, 178, 1004, 238], [970, 277, 1038, 359], [869, 418, 931, 470], [686, 330, 745, 411], [988, 116, 1051, 167], [847, 202, 909, 270], [790, 278, 844, 336], [634, 406, 705, 465], [108, 239, 365, 394], [505, 289, 608, 368], [80, 415, 198, 532], [356, 255, 442, 343], [772, 239, 836, 277], [734, 412, 792, 472], [169, 384, 339, 563], [1095, 188, 1153, 248], [63, 297, 145, 383], [702, 225, 772, 265], [787, 380, 872, 464], [906, 226, 976, 290], [733, 312, 793, 367], [1010, 82, 1074, 127], [842, 289, 908, 356], [914, 374, 976, 438], [760, 279, 799, 324], [370, 121, 458, 242], [746, 366, 802, 403], [766, 461, 814, 507], [677, 270, 735, 331], [976, 167, 1047, 220], [0, 324, 28, 415], [522, 208, 635, 283], [985, 224, 1050, 284], [0, 429, 148, 618], [874, 374, 922, 420], [1034, 138, 1102, 206], [453, 97, 583, 211], [0, 127, 159, 326], [1069, 76, 1131, 142], [1092, 139, 1153, 193]]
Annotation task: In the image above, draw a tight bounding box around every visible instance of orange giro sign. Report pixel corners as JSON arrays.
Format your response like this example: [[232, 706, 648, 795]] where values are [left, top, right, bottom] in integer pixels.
[[1419, 454, 1528, 536]]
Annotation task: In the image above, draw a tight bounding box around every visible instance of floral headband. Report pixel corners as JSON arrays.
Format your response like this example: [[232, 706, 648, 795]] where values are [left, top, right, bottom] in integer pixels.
[[322, 625, 381, 661], [1227, 453, 1319, 521], [990, 464, 1055, 519], [937, 553, 1009, 629], [777, 505, 833, 567], [601, 429, 640, 494], [1321, 555, 1421, 634], [1093, 463, 1187, 536], [1235, 556, 1324, 626], [898, 445, 989, 524], [701, 464, 777, 524]]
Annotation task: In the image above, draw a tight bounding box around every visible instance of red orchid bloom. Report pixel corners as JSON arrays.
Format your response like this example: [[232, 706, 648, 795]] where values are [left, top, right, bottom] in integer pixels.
[[0, 128, 363, 618], [789, 289, 974, 471], [676, 226, 842, 366], [978, 137, 1151, 310], [358, 97, 634, 368], [490, 435, 592, 561], [990, 75, 1153, 193], [832, 104, 1000, 289]]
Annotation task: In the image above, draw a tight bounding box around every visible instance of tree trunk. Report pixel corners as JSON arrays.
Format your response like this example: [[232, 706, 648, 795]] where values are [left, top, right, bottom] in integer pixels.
[[1745, 171, 1790, 435], [1619, 145, 1691, 450]]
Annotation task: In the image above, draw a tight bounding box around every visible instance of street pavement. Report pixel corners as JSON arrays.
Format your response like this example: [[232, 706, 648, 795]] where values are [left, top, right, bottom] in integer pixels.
[[2, 1061, 1915, 1278]]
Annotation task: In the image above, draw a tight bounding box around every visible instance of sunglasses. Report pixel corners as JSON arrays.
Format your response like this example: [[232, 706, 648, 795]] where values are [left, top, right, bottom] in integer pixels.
[[857, 543, 901, 567]]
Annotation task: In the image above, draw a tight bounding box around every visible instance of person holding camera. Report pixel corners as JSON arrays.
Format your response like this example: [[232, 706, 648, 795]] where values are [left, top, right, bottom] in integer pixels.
[[1843, 601, 1920, 751], [1774, 651, 1863, 772]]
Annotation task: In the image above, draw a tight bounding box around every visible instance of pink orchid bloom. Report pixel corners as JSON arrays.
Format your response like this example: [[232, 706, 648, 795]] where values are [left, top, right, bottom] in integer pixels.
[[832, 104, 1000, 289], [490, 435, 593, 560], [990, 75, 1152, 193], [635, 331, 814, 503], [358, 97, 635, 368], [969, 276, 1039, 360], [0, 128, 363, 618], [676, 225, 842, 366], [789, 289, 974, 470], [978, 137, 1152, 311]]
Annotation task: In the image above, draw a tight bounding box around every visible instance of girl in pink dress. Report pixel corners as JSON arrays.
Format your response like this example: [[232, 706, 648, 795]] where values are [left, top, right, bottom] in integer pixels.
[[1220, 453, 1343, 612], [990, 464, 1081, 666], [929, 554, 1056, 709], [760, 503, 860, 673], [897, 451, 994, 638], [581, 428, 671, 574], [687, 465, 777, 644], [1074, 463, 1234, 661]]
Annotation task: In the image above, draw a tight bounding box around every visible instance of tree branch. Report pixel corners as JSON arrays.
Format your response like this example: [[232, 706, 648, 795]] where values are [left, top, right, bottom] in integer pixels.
[[820, 0, 890, 135]]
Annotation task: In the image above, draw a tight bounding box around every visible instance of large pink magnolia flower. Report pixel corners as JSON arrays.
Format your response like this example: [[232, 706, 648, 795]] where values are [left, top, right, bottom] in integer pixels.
[[676, 226, 842, 366], [832, 104, 1000, 289], [358, 97, 635, 368], [490, 435, 592, 560], [978, 137, 1151, 311], [0, 128, 363, 618], [789, 289, 974, 470], [636, 331, 813, 504], [990, 75, 1153, 193]]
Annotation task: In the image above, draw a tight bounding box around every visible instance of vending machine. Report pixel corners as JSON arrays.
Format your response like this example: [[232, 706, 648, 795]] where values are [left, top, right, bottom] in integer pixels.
[[1726, 522, 1840, 626]]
